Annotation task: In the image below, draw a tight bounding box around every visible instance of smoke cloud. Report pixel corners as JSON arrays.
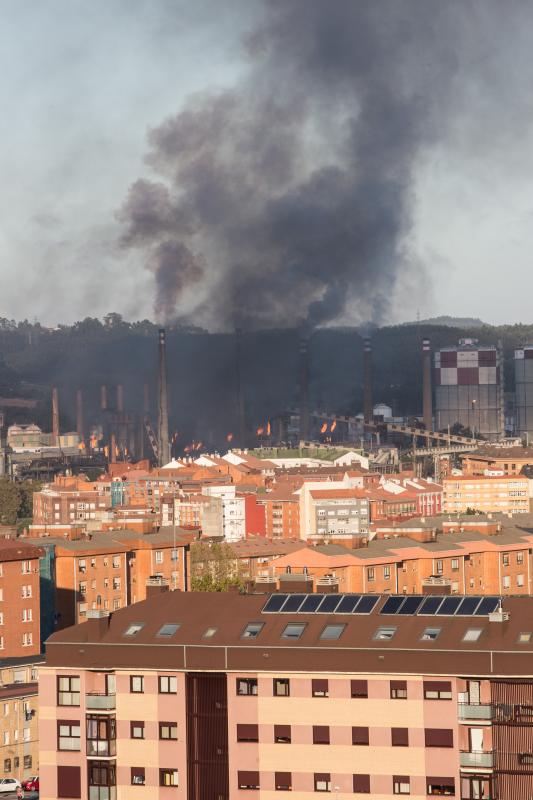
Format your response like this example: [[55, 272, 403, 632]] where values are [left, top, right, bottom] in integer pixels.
[[116, 1, 473, 329]]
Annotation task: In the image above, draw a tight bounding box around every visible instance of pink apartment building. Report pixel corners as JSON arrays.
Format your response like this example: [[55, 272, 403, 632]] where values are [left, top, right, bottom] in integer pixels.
[[39, 591, 533, 799]]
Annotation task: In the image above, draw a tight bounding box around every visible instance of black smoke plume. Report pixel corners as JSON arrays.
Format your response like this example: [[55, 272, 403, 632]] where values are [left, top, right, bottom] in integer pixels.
[[118, 0, 463, 329]]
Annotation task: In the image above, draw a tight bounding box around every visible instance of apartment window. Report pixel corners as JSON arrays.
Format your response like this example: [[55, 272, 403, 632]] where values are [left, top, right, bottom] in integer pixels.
[[517, 551, 524, 564], [518, 632, 532, 644], [451, 558, 459, 571], [13, 759, 18, 769], [390, 681, 407, 699], [90, 558, 96, 568], [87, 716, 116, 757], [314, 773, 331, 792], [22, 632, 33, 647], [383, 566, 391, 580], [21, 585, 32, 598], [203, 627, 217, 638], [78, 559, 86, 573], [436, 559, 443, 575], [58, 721, 81, 751], [24, 755, 32, 770], [312, 679, 329, 697], [159, 769, 179, 787], [275, 772, 292, 791], [130, 675, 144, 693], [3, 760, 10, 774], [238, 771, 259, 790], [421, 628, 441, 642], [274, 724, 291, 743], [352, 726, 369, 745], [112, 557, 120, 569], [155, 551, 164, 564], [112, 578, 121, 590], [124, 623, 144, 637], [502, 553, 510, 566], [503, 575, 510, 589], [375, 627, 397, 641], [518, 753, 533, 765], [313, 725, 330, 745], [237, 724, 258, 742], [57, 676, 80, 706], [367, 567, 375, 582], [463, 629, 483, 642], [320, 623, 346, 640], [21, 560, 31, 574], [425, 728, 454, 748], [353, 775, 371, 793], [171, 548, 179, 561], [237, 678, 258, 696], [242, 622, 264, 639], [130, 721, 145, 739], [281, 623, 306, 639], [273, 678, 290, 697], [424, 681, 452, 700], [517, 574, 525, 587], [427, 778, 455, 796], [131, 767, 145, 786], [350, 680, 368, 698], [159, 722, 178, 740], [21, 608, 33, 623], [393, 776, 410, 795], [392, 728, 409, 746], [2, 733, 7, 746], [159, 675, 178, 694]]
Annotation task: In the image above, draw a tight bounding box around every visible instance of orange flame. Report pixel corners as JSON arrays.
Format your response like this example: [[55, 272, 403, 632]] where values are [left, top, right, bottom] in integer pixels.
[[256, 427, 264, 436], [195, 441, 203, 450], [330, 420, 337, 432], [320, 422, 328, 434], [78, 441, 85, 451], [184, 446, 191, 453], [104, 445, 109, 457], [266, 421, 271, 436], [226, 433, 234, 442]]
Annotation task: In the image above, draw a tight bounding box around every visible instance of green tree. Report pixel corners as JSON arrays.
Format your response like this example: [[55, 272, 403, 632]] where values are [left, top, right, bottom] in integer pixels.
[[0, 479, 22, 525], [18, 480, 42, 519], [190, 540, 246, 592]]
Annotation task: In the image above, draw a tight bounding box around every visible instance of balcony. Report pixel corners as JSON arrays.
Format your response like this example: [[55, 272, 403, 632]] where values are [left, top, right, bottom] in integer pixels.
[[87, 739, 117, 757], [86, 693, 116, 711], [460, 750, 494, 769], [459, 702, 494, 721]]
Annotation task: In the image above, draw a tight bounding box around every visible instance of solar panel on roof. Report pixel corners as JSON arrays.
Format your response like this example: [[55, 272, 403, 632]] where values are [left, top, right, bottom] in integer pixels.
[[417, 596, 445, 615], [436, 596, 462, 615], [455, 597, 482, 616], [317, 595, 342, 613], [299, 594, 324, 613], [336, 594, 361, 613], [398, 596, 424, 615], [475, 597, 500, 615], [263, 594, 288, 612], [380, 596, 405, 615], [355, 596, 379, 614], [280, 594, 307, 612]]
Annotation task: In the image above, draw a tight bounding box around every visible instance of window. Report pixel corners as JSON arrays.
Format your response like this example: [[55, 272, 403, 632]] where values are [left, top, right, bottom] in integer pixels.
[[155, 551, 164, 564], [159, 722, 178, 740], [502, 553, 510, 566], [78, 559, 86, 573], [21, 585, 32, 598], [352, 726, 369, 745], [124, 623, 144, 637], [130, 721, 145, 739], [58, 721, 81, 751], [112, 556, 120, 568], [503, 575, 510, 589], [392, 728, 409, 746], [274, 724, 291, 743], [131, 767, 145, 786], [393, 776, 410, 795], [237, 678, 258, 696], [203, 627, 217, 638], [159, 675, 177, 694], [518, 753, 533, 765], [421, 627, 441, 642], [58, 676, 80, 706], [314, 773, 331, 792], [237, 724, 258, 742], [451, 558, 459, 571], [281, 623, 306, 639], [424, 681, 452, 700], [374, 627, 397, 640], [367, 567, 375, 582], [383, 566, 391, 580], [112, 578, 121, 590], [425, 728, 454, 748], [13, 759, 18, 769], [275, 772, 292, 791], [22, 632, 32, 647], [88, 760, 116, 798], [87, 716, 116, 757], [351, 679, 368, 698], [313, 725, 330, 744], [312, 679, 329, 697], [160, 769, 179, 787], [353, 775, 371, 793], [57, 765, 81, 799], [3, 759, 10, 773], [436, 559, 443, 574], [24, 755, 32, 770], [427, 778, 455, 796], [463, 629, 483, 642], [274, 678, 290, 697], [390, 681, 407, 699], [130, 675, 144, 693], [2, 733, 7, 746], [518, 632, 532, 644], [238, 771, 259, 790], [320, 624, 346, 640], [517, 551, 524, 564]]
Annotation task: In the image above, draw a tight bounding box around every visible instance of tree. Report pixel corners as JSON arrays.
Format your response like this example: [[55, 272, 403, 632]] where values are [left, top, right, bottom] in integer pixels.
[[18, 480, 42, 520], [190, 540, 246, 592], [0, 479, 22, 525]]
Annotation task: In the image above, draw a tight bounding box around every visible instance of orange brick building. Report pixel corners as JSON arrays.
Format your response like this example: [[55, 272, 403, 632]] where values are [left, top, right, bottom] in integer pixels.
[[0, 541, 43, 658], [461, 446, 533, 476]]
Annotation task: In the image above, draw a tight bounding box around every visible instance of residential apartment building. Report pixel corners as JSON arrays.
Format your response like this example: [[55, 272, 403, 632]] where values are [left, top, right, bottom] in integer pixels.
[[0, 542, 42, 658], [258, 487, 300, 540], [0, 657, 41, 787], [306, 489, 369, 544], [443, 475, 531, 514], [33, 476, 111, 526], [40, 591, 533, 799], [460, 447, 533, 476], [202, 486, 246, 542]]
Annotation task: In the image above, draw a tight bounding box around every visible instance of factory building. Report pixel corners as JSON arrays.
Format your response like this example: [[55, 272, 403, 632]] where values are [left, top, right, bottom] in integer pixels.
[[514, 345, 533, 441], [434, 339, 504, 440]]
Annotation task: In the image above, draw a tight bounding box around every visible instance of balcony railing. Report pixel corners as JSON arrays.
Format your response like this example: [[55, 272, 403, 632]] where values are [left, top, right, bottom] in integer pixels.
[[460, 750, 494, 768], [459, 702, 494, 721], [86, 693, 116, 711]]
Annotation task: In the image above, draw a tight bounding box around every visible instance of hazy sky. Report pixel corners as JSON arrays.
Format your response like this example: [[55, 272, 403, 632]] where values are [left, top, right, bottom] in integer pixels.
[[1, 1, 533, 328]]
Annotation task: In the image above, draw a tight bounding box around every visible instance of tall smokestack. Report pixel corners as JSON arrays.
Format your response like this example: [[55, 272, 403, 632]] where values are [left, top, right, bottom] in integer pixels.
[[299, 335, 310, 441], [110, 432, 117, 464], [76, 389, 84, 443], [158, 328, 170, 466], [116, 384, 124, 413], [52, 387, 60, 445], [100, 385, 108, 411], [422, 338, 433, 431], [235, 328, 246, 448], [143, 383, 150, 414], [363, 338, 373, 424]]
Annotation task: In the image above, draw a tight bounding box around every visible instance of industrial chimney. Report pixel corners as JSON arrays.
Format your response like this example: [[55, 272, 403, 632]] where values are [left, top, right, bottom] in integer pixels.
[[363, 337, 373, 424], [158, 328, 171, 466], [422, 338, 433, 432], [235, 328, 246, 448], [76, 389, 84, 444], [116, 384, 124, 413], [51, 387, 60, 445], [100, 385, 108, 412], [299, 334, 310, 441]]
